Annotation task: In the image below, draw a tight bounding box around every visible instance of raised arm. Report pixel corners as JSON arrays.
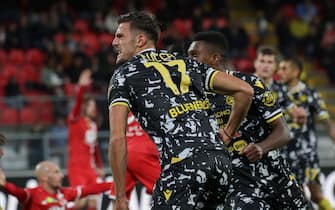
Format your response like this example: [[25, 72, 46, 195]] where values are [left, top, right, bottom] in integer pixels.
[[80, 182, 110, 197], [0, 169, 30, 204], [68, 69, 92, 122], [211, 71, 254, 144], [66, 182, 111, 201]]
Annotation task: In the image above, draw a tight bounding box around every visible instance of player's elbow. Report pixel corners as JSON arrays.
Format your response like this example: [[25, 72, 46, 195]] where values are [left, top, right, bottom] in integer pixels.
[[244, 82, 254, 98], [240, 82, 254, 102]]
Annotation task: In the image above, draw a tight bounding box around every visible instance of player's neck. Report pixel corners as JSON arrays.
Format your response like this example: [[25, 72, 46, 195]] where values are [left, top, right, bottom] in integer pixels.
[[256, 74, 273, 87], [217, 63, 226, 71], [287, 79, 300, 90], [41, 183, 57, 194], [135, 43, 156, 55]]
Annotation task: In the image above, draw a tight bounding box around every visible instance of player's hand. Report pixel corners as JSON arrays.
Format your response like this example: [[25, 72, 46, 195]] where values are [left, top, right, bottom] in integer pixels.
[[96, 168, 105, 178], [0, 168, 6, 186], [113, 197, 129, 210], [219, 128, 231, 145], [239, 143, 263, 162], [78, 69, 92, 86], [291, 106, 307, 125], [219, 129, 241, 145]]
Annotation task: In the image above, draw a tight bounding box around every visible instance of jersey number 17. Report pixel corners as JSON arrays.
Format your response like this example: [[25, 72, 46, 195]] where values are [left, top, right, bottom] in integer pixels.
[[144, 60, 191, 95]]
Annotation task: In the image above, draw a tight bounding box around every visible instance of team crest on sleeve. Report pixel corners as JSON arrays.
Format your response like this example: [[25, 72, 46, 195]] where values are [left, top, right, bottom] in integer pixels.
[[226, 96, 234, 106], [254, 79, 265, 89], [262, 91, 276, 107], [272, 91, 278, 102]]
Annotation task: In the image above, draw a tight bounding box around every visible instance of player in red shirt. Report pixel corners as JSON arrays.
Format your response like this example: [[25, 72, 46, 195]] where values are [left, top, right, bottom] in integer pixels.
[[0, 161, 110, 210], [67, 69, 104, 210], [109, 113, 160, 202]]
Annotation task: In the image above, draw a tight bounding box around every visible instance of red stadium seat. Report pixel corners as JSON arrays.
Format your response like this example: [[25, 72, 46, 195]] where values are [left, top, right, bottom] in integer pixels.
[[9, 49, 25, 65], [64, 82, 77, 97], [0, 107, 19, 125], [26, 49, 44, 66], [0, 78, 5, 96], [247, 46, 257, 61], [19, 106, 37, 124], [0, 100, 6, 109], [174, 18, 193, 38], [99, 33, 114, 46], [282, 4, 296, 21], [216, 16, 227, 29], [1, 64, 17, 80], [54, 33, 65, 44], [29, 98, 54, 124], [82, 33, 99, 56], [74, 19, 89, 33], [39, 106, 54, 124], [236, 58, 254, 73], [0, 50, 8, 65], [21, 65, 40, 82], [202, 18, 213, 31]]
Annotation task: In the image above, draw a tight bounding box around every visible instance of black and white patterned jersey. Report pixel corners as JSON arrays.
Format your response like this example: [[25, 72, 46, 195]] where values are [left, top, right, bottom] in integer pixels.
[[282, 81, 329, 185], [108, 49, 226, 167], [284, 81, 330, 152], [207, 70, 283, 143], [269, 80, 294, 111], [207, 71, 307, 206]]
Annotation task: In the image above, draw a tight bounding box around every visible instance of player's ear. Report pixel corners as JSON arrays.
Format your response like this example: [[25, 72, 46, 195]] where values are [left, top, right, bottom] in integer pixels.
[[212, 54, 220, 64], [294, 68, 301, 79], [136, 33, 147, 48], [208, 53, 220, 67]]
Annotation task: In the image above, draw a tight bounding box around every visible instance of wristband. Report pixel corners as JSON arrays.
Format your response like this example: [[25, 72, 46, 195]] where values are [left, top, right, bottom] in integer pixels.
[[223, 129, 233, 140]]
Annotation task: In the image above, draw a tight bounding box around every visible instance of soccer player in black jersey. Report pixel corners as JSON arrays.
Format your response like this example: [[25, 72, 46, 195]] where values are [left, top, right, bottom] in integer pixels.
[[187, 31, 311, 210], [278, 56, 335, 210], [254, 46, 307, 125], [108, 11, 254, 210]]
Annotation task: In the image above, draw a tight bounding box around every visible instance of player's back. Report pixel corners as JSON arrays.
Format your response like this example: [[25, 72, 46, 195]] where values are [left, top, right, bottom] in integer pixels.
[[109, 49, 226, 164], [208, 71, 282, 143]]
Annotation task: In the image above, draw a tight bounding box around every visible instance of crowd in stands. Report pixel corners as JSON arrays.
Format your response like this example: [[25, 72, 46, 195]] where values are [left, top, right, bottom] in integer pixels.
[[0, 0, 335, 129]]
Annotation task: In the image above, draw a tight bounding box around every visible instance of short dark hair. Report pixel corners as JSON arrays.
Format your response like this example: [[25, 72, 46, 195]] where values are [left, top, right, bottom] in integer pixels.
[[192, 31, 229, 58], [282, 56, 303, 73], [256, 45, 279, 62], [118, 11, 161, 44]]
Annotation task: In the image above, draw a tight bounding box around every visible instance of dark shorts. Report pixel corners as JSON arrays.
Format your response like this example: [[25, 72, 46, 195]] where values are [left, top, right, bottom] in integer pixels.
[[224, 150, 312, 210], [284, 148, 321, 185], [151, 150, 232, 210], [225, 188, 312, 210]]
